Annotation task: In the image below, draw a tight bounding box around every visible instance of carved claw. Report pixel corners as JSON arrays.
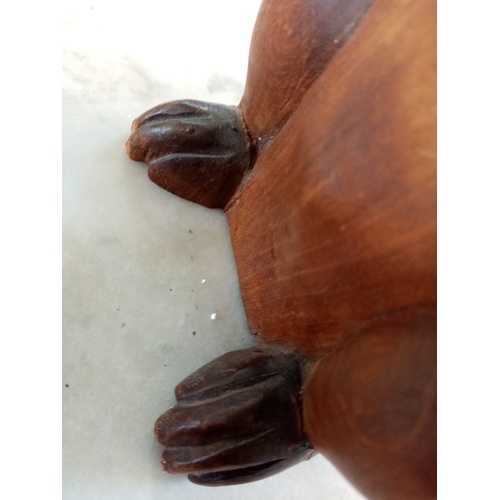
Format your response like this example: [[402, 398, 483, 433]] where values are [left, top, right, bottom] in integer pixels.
[[126, 100, 254, 209], [154, 345, 315, 486]]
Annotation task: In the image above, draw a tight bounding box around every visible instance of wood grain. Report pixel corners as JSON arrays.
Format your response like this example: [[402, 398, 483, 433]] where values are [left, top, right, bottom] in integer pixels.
[[229, 0, 436, 359], [240, 0, 376, 145]]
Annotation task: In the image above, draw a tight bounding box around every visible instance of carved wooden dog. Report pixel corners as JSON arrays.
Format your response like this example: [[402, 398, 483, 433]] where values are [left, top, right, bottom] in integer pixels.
[[126, 0, 436, 498]]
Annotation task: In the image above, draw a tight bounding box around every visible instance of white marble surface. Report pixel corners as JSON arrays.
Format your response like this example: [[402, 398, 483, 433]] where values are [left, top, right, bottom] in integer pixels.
[[62, 1, 365, 499]]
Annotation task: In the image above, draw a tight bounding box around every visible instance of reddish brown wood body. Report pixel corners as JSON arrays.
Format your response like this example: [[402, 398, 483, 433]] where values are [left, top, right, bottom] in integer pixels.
[[229, 0, 437, 497], [240, 0, 377, 144], [303, 310, 436, 499], [229, 0, 436, 359]]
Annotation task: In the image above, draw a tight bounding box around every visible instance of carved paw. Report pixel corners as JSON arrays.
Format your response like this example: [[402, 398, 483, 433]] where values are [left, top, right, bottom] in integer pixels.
[[126, 100, 254, 209], [154, 345, 315, 486]]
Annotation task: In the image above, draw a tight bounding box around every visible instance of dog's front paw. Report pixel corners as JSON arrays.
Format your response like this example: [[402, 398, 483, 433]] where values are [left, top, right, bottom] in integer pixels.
[[154, 345, 315, 486], [126, 100, 254, 208]]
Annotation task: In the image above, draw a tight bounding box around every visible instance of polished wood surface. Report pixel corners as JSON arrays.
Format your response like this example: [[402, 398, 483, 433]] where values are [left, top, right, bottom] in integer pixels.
[[229, 0, 436, 496], [240, 0, 376, 145], [303, 309, 436, 499], [230, 0, 436, 358]]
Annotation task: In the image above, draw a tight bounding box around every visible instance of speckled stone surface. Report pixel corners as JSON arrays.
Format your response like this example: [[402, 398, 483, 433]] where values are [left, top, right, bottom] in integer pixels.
[[62, 1, 365, 498]]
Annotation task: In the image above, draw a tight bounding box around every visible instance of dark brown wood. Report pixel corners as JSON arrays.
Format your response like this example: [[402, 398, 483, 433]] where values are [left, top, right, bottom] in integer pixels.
[[126, 0, 436, 497], [126, 100, 254, 209], [154, 345, 314, 486]]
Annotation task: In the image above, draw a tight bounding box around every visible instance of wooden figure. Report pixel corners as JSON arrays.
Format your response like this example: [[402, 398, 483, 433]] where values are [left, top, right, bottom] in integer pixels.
[[126, 0, 436, 498]]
